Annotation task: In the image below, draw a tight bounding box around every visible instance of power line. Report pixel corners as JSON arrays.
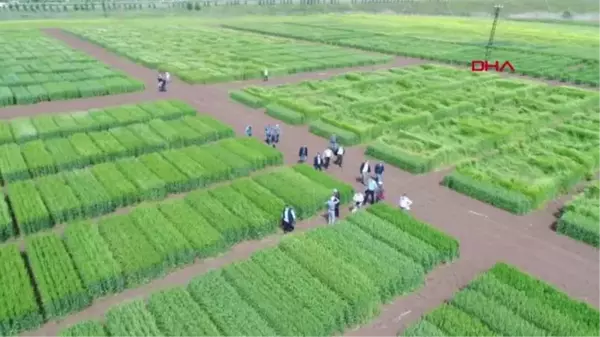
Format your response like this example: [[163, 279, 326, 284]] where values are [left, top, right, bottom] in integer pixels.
[[484, 4, 502, 61]]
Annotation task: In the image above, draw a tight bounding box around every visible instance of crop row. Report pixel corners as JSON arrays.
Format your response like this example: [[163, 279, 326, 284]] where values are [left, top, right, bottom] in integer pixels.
[[67, 25, 392, 84], [0, 113, 233, 184], [0, 99, 195, 145], [0, 165, 355, 336], [57, 202, 458, 337], [0, 31, 144, 106], [403, 263, 600, 336], [443, 118, 599, 214], [557, 182, 599, 247], [223, 20, 599, 86], [3, 137, 281, 240]]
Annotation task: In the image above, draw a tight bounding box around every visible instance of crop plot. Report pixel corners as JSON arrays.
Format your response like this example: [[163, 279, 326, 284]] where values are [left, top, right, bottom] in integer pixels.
[[557, 182, 599, 248], [0, 106, 234, 184], [443, 117, 599, 214], [367, 83, 599, 174], [66, 25, 392, 84], [402, 263, 600, 336], [0, 165, 355, 335], [58, 203, 458, 336], [232, 64, 504, 144], [0, 30, 144, 107], [224, 16, 599, 86], [6, 137, 282, 239]]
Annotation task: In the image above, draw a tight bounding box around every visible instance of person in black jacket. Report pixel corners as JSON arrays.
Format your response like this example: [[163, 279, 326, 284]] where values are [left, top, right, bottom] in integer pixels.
[[374, 162, 385, 183], [298, 146, 308, 163], [313, 153, 323, 171]]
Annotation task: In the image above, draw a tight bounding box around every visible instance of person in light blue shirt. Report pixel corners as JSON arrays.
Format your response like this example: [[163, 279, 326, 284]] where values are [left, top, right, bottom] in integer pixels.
[[245, 125, 252, 137], [365, 177, 377, 205], [326, 196, 339, 225]]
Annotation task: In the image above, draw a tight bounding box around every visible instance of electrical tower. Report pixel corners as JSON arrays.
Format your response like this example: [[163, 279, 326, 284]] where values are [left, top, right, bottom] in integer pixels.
[[484, 4, 503, 61]]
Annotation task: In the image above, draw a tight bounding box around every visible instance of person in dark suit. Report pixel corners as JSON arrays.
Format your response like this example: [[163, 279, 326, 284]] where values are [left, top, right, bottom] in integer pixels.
[[298, 146, 308, 163], [313, 153, 323, 171], [281, 205, 296, 233], [374, 162, 385, 183]]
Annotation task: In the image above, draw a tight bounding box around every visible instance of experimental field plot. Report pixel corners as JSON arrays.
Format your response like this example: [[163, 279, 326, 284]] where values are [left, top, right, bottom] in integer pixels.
[[0, 30, 144, 107], [402, 263, 600, 336], [224, 15, 599, 86], [67, 25, 392, 84], [443, 115, 599, 214], [557, 182, 599, 247], [0, 165, 356, 336], [231, 64, 502, 143], [0, 99, 289, 241], [57, 203, 459, 337]]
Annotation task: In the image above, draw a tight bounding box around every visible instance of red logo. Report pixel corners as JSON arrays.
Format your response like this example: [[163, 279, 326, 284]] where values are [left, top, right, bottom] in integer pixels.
[[471, 60, 515, 72]]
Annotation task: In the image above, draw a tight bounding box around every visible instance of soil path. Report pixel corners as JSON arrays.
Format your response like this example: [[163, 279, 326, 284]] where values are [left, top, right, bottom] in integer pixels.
[[5, 29, 598, 336]]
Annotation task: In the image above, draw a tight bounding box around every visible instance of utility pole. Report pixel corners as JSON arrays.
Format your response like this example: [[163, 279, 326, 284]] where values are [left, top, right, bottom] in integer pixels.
[[484, 4, 502, 61]]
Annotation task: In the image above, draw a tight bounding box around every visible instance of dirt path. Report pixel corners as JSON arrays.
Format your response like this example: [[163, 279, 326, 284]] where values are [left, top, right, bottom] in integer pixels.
[[5, 29, 598, 336]]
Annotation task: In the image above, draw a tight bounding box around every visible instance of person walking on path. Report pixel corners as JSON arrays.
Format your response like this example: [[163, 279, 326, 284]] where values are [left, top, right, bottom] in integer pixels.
[[245, 125, 252, 137], [273, 124, 280, 144], [326, 195, 340, 225], [374, 162, 385, 183], [265, 125, 272, 145], [281, 205, 296, 233], [334, 146, 344, 168], [157, 71, 166, 92], [365, 177, 377, 205], [329, 134, 337, 150], [313, 152, 323, 171], [360, 160, 371, 185], [352, 191, 364, 213], [333, 189, 341, 218], [323, 148, 333, 169], [375, 181, 385, 203], [263, 68, 269, 81], [298, 145, 308, 163], [399, 194, 413, 211]]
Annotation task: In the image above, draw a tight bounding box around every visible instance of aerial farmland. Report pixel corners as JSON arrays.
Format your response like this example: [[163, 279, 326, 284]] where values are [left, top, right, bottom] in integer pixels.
[[0, 10, 597, 337]]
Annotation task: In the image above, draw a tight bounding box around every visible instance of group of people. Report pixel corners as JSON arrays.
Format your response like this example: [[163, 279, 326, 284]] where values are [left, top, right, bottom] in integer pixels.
[[281, 188, 341, 232], [265, 124, 280, 147], [157, 71, 171, 92], [310, 134, 345, 170], [244, 124, 280, 147]]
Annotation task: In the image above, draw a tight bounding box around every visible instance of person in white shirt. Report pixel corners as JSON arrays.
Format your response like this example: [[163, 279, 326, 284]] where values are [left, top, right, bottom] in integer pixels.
[[281, 205, 297, 233], [352, 192, 364, 213], [359, 160, 371, 185], [323, 148, 333, 169], [399, 193, 413, 211], [263, 68, 269, 81], [334, 146, 344, 168]]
